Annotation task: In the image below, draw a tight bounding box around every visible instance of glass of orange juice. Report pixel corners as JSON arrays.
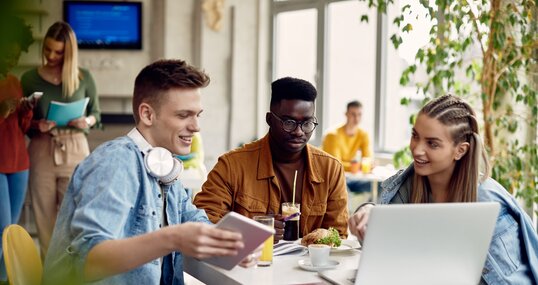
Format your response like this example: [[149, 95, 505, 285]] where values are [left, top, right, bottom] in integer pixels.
[[361, 157, 372, 173], [253, 215, 274, 266]]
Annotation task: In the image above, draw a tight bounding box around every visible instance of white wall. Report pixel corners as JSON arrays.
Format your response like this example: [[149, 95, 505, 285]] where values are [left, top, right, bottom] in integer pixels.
[[198, 0, 262, 166], [16, 0, 270, 169]]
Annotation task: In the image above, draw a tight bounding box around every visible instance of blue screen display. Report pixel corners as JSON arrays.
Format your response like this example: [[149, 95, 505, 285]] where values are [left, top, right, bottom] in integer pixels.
[[64, 1, 142, 49]]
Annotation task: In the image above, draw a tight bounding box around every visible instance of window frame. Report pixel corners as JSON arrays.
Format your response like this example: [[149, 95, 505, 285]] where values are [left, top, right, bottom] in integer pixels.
[[270, 0, 389, 153]]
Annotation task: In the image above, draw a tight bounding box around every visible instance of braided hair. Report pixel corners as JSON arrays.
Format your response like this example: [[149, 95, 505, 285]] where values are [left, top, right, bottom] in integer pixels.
[[411, 94, 490, 203]]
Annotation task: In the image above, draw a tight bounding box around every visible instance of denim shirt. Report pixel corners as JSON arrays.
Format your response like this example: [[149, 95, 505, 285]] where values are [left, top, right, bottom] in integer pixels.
[[379, 165, 538, 285], [43, 136, 210, 285]]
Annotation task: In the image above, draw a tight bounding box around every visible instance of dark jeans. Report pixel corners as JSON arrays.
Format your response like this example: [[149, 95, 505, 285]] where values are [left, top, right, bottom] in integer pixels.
[[346, 179, 372, 194]]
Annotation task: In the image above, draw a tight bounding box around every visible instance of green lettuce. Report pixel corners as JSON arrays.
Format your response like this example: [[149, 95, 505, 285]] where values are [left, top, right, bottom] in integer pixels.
[[315, 227, 342, 247]]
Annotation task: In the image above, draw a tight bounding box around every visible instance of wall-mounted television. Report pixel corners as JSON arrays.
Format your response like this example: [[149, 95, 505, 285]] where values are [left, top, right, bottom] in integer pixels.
[[63, 1, 142, 50]]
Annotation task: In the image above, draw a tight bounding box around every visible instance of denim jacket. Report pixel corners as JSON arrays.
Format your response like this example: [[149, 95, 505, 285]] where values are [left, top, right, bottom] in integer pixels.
[[43, 136, 210, 285], [379, 165, 538, 285]]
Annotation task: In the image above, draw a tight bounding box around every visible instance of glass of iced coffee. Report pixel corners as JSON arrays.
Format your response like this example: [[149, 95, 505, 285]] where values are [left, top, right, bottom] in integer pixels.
[[282, 202, 300, 241]]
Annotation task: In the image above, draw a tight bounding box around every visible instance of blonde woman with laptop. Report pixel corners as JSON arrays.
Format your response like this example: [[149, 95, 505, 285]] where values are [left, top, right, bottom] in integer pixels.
[[349, 94, 538, 284], [21, 21, 101, 257]]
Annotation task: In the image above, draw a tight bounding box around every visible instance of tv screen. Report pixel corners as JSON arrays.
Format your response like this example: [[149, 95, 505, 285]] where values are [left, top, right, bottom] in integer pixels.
[[64, 1, 142, 50]]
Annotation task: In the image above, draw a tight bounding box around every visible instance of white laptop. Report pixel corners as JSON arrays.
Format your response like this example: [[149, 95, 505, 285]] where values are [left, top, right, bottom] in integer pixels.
[[320, 202, 500, 285]]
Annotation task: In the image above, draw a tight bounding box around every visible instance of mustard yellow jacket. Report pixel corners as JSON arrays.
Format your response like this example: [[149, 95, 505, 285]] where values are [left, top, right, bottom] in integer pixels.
[[194, 135, 349, 237]]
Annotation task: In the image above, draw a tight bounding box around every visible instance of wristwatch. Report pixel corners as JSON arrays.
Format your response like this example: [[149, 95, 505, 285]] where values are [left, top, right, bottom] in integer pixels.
[[85, 117, 92, 127]]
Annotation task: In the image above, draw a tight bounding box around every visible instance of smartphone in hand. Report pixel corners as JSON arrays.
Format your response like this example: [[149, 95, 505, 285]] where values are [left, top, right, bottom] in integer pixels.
[[20, 92, 43, 111], [27, 92, 43, 101]]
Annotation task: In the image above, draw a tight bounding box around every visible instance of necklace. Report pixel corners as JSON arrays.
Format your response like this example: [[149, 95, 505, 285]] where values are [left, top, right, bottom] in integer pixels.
[[40, 66, 61, 84]]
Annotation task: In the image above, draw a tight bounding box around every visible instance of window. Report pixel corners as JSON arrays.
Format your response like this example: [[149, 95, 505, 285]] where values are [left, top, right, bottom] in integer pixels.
[[274, 9, 318, 83], [383, 0, 432, 152], [272, 0, 432, 155], [326, 1, 376, 137]]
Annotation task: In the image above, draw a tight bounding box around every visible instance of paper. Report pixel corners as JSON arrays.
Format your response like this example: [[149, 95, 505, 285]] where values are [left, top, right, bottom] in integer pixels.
[[46, 98, 89, 127], [273, 241, 307, 256]]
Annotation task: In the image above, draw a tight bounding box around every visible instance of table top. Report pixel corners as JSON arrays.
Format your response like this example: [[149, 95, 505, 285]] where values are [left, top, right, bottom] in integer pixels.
[[345, 165, 397, 182], [184, 249, 361, 285]]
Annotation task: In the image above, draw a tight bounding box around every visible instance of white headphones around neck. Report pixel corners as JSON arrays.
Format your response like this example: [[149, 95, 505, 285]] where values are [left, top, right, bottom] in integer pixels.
[[127, 128, 183, 185]]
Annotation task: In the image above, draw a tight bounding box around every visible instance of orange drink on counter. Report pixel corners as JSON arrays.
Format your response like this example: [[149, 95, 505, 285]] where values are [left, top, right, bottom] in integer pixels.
[[350, 160, 360, 174], [253, 216, 274, 266]]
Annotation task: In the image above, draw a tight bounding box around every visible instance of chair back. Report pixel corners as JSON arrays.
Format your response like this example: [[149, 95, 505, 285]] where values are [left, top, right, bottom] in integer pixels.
[[2, 224, 42, 285]]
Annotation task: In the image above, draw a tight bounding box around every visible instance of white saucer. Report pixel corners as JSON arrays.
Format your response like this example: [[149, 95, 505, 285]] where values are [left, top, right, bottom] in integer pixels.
[[297, 259, 340, 271], [331, 239, 361, 253]]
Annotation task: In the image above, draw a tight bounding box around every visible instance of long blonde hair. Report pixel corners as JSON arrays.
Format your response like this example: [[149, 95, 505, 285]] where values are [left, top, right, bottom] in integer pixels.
[[42, 21, 80, 97], [411, 94, 490, 203]]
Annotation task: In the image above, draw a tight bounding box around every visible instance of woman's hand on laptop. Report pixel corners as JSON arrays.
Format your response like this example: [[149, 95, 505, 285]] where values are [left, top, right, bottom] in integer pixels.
[[349, 204, 374, 241]]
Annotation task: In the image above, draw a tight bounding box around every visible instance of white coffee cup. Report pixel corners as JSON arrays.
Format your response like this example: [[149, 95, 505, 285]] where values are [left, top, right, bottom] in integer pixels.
[[308, 244, 330, 267]]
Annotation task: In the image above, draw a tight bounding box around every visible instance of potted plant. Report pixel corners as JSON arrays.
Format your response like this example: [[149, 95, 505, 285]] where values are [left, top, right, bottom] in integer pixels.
[[362, 0, 537, 217]]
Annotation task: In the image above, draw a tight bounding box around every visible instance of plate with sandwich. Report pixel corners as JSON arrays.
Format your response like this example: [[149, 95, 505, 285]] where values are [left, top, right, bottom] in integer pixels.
[[301, 227, 361, 253]]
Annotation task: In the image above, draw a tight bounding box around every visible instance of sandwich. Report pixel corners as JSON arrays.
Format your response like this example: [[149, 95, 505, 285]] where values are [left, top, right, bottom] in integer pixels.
[[301, 227, 342, 247]]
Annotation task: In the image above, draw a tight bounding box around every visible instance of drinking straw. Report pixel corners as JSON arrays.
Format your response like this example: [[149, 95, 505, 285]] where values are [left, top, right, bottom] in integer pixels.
[[292, 170, 298, 205], [283, 211, 301, 222]]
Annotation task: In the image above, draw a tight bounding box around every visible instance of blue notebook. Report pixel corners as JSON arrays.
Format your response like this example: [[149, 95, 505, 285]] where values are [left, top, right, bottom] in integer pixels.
[[46, 98, 89, 127]]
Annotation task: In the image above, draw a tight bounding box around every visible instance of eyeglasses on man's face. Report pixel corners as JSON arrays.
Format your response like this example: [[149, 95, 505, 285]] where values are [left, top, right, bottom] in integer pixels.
[[270, 112, 318, 133]]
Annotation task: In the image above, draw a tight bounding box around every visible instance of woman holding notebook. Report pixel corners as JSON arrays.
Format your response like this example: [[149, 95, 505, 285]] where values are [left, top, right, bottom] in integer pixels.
[[349, 95, 538, 284], [21, 21, 101, 257]]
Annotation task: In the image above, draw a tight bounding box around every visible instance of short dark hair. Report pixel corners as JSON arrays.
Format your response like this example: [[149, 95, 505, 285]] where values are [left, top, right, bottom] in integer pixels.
[[132, 59, 210, 124], [270, 77, 317, 108], [347, 100, 362, 110]]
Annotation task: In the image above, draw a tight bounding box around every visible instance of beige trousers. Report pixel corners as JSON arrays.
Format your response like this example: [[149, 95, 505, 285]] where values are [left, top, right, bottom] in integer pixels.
[[28, 130, 89, 258]]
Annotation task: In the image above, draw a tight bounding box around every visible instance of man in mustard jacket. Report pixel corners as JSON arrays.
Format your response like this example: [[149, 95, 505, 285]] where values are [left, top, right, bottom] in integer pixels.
[[194, 77, 348, 242]]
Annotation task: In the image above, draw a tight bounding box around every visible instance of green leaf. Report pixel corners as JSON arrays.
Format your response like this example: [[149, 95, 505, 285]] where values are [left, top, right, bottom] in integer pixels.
[[393, 15, 404, 27], [390, 34, 402, 49], [402, 23, 413, 33], [360, 15, 369, 23], [415, 49, 425, 62], [409, 114, 417, 125]]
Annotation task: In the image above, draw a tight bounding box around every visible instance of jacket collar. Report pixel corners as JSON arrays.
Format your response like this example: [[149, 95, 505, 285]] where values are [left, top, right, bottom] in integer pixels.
[[380, 164, 414, 203], [256, 134, 323, 183]]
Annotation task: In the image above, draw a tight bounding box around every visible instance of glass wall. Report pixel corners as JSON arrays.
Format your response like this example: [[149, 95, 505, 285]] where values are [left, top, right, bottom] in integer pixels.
[[272, 0, 432, 155], [325, 1, 376, 137], [274, 9, 318, 84]]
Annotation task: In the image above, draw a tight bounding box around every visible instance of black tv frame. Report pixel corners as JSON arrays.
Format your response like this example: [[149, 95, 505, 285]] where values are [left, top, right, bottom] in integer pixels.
[[63, 1, 142, 50]]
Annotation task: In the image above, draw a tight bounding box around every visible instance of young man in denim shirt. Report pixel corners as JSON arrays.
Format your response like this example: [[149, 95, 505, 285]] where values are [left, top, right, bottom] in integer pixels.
[[43, 60, 256, 285]]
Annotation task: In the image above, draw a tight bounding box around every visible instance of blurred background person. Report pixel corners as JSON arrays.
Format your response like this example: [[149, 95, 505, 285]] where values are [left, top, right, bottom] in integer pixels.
[[0, 15, 34, 284], [20, 21, 101, 257], [322, 100, 372, 194]]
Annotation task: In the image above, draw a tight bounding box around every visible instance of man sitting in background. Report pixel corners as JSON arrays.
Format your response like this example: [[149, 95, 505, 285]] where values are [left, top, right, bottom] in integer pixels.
[[322, 100, 372, 194], [194, 77, 348, 242]]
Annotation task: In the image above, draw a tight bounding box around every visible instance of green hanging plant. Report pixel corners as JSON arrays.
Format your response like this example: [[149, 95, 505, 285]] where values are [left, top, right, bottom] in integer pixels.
[[361, 0, 538, 215]]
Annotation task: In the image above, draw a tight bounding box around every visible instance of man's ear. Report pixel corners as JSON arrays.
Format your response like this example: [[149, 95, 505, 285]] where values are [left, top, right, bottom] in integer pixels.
[[455, 142, 470, 160], [138, 103, 155, 126]]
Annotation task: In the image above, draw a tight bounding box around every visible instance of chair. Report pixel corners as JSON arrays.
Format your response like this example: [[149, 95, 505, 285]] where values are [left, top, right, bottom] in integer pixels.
[[2, 224, 42, 285]]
